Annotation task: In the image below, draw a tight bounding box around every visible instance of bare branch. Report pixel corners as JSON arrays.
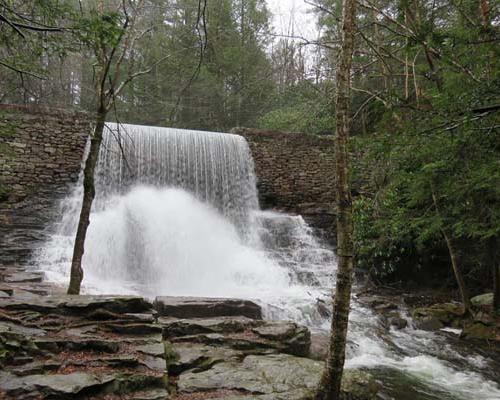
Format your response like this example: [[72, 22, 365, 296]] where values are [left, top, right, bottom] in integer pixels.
[[0, 60, 46, 79]]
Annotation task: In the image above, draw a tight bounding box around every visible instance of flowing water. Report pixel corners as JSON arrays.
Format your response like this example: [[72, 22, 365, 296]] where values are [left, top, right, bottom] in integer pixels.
[[35, 123, 500, 400]]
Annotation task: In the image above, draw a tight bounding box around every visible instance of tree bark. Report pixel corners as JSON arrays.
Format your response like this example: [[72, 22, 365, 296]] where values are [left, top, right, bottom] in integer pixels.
[[431, 189, 471, 314], [315, 0, 357, 399], [491, 238, 500, 314], [67, 110, 106, 294], [494, 263, 500, 313], [441, 228, 472, 314]]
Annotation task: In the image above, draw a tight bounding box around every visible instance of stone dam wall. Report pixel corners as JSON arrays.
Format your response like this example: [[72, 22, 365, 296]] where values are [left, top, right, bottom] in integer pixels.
[[0, 107, 336, 264], [0, 105, 90, 263], [233, 128, 336, 242]]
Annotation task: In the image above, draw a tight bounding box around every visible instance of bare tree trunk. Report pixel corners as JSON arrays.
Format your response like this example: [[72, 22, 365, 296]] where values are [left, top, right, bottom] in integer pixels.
[[315, 0, 357, 398], [431, 190, 471, 314], [494, 264, 500, 314], [67, 110, 106, 294], [404, 11, 409, 100], [441, 228, 472, 314], [491, 238, 500, 314]]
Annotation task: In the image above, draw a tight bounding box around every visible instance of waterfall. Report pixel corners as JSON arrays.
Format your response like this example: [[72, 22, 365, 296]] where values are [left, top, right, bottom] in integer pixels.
[[96, 123, 259, 236], [36, 123, 326, 301], [34, 122, 500, 400]]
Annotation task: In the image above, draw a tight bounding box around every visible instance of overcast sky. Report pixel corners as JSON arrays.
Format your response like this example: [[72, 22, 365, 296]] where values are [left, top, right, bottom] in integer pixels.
[[266, 0, 317, 40]]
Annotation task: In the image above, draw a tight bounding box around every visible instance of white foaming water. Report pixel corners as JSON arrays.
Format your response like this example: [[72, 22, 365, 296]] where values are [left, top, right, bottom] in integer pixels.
[[345, 305, 500, 400], [40, 186, 304, 301], [35, 123, 500, 400]]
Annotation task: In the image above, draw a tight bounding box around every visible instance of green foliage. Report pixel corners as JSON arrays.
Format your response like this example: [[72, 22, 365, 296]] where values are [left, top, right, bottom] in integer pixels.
[[0, 0, 76, 103], [257, 82, 334, 134], [114, 0, 275, 131], [76, 11, 125, 50], [353, 76, 500, 284]]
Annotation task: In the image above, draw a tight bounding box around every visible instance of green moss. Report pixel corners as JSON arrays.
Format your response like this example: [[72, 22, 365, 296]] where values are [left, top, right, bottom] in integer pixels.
[[163, 340, 179, 368], [0, 142, 14, 157], [0, 184, 8, 202], [0, 347, 9, 360], [0, 114, 19, 138], [463, 323, 496, 340], [412, 303, 464, 324]]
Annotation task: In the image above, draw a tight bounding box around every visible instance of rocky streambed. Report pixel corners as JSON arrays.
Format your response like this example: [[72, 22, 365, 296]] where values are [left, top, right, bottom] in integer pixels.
[[0, 266, 379, 400]]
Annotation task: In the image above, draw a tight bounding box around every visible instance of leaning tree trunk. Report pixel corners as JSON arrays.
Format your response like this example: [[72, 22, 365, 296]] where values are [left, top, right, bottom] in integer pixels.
[[315, 0, 357, 399], [491, 238, 500, 314], [441, 229, 472, 314], [430, 190, 472, 314], [67, 110, 106, 294], [494, 263, 500, 314]]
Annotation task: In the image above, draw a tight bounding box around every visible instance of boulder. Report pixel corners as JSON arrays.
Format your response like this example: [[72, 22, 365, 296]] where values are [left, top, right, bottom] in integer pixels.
[[388, 315, 408, 330], [309, 331, 329, 360], [412, 303, 463, 330], [471, 293, 494, 307], [473, 311, 495, 325], [177, 353, 378, 400], [414, 316, 444, 331], [461, 323, 497, 341], [252, 322, 311, 357], [154, 297, 262, 319]]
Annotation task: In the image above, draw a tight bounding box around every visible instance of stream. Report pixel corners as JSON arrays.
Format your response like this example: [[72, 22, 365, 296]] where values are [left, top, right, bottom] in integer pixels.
[[34, 123, 500, 400]]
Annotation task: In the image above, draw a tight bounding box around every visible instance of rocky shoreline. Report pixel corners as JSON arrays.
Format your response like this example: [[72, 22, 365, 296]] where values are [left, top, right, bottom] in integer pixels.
[[0, 265, 379, 400], [356, 286, 500, 342]]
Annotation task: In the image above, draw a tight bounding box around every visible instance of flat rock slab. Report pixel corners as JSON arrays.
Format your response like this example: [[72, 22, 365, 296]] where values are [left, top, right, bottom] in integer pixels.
[[4, 271, 44, 284], [0, 291, 168, 399], [0, 371, 115, 397], [177, 353, 378, 400], [160, 316, 263, 338], [169, 320, 310, 357], [170, 342, 244, 374], [0, 294, 152, 315], [154, 297, 262, 319]]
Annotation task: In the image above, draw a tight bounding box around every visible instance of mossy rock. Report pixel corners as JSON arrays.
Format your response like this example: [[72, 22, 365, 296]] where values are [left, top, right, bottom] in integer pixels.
[[341, 369, 380, 400], [0, 119, 18, 137], [412, 303, 463, 326], [471, 293, 494, 307], [177, 353, 379, 400], [0, 142, 15, 157], [462, 323, 496, 341]]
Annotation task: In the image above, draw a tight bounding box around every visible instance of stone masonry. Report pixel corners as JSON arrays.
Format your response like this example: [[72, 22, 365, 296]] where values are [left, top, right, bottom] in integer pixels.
[[0, 105, 91, 263], [0, 107, 336, 266], [233, 128, 336, 242]]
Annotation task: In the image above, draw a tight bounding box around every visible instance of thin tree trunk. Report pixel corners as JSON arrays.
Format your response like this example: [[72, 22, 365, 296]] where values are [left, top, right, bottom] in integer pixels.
[[431, 190, 471, 314], [491, 238, 500, 314], [67, 110, 106, 294], [404, 11, 409, 100], [494, 264, 500, 313], [441, 228, 472, 314], [315, 0, 357, 398]]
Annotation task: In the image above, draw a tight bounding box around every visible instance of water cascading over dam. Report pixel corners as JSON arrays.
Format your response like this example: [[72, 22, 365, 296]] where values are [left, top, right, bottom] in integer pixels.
[[37, 123, 332, 303], [96, 123, 260, 236], [36, 123, 500, 400]]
